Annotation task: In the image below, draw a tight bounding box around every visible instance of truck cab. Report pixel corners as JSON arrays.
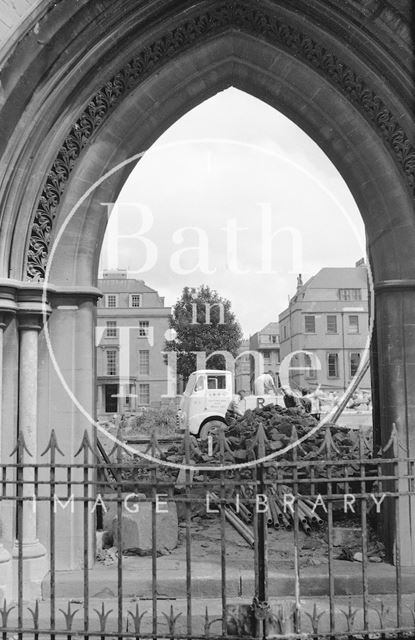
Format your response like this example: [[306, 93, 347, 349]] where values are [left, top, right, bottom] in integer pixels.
[[177, 369, 285, 438]]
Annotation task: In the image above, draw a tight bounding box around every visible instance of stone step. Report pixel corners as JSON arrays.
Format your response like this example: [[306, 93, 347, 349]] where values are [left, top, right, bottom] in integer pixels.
[[41, 557, 415, 600]]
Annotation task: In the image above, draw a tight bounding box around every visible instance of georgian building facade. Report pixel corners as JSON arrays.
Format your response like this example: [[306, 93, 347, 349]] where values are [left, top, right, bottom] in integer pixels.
[[249, 322, 280, 388], [278, 263, 370, 393], [96, 270, 170, 415]]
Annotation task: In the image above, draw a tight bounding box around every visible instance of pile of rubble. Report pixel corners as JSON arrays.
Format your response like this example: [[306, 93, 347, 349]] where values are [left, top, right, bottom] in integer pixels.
[[159, 405, 370, 538], [164, 403, 369, 472], [99, 405, 372, 545]]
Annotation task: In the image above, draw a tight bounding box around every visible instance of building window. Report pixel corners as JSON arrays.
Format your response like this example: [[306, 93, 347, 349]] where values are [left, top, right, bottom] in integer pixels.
[[139, 350, 150, 375], [304, 353, 316, 379], [124, 384, 135, 406], [130, 294, 141, 308], [283, 326, 287, 340], [139, 383, 150, 405], [350, 352, 361, 377], [327, 353, 339, 378], [327, 315, 337, 333], [106, 321, 117, 338], [105, 294, 118, 308], [263, 352, 271, 365], [348, 315, 359, 333], [106, 350, 117, 376], [139, 320, 149, 337], [338, 288, 361, 301], [304, 315, 316, 333]]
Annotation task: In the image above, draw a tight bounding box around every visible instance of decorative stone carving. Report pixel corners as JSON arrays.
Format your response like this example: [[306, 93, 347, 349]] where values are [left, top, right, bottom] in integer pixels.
[[25, 1, 415, 281], [347, 0, 382, 17]]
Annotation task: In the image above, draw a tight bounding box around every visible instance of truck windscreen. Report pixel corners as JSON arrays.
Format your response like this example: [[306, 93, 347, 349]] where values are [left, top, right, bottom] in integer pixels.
[[207, 375, 227, 389], [184, 373, 196, 395]]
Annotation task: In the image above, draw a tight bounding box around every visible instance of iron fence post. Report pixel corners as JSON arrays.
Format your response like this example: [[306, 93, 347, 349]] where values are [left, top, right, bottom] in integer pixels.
[[253, 424, 269, 639]]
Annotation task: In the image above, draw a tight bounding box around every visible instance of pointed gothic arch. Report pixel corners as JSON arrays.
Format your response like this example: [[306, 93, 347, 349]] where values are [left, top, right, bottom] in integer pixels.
[[0, 0, 414, 570]]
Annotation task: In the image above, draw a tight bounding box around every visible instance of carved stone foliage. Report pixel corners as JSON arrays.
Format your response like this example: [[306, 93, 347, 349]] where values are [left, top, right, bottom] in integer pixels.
[[25, 1, 415, 280], [347, 0, 383, 17]]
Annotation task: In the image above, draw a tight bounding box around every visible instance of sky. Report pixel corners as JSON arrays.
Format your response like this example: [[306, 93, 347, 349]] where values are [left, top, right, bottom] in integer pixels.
[[99, 87, 366, 337]]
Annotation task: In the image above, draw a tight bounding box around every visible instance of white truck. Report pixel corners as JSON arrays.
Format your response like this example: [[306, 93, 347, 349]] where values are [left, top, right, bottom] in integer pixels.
[[176, 369, 285, 438]]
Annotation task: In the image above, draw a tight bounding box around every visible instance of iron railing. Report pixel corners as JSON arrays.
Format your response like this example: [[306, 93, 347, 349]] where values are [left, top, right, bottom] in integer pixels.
[[0, 422, 414, 639]]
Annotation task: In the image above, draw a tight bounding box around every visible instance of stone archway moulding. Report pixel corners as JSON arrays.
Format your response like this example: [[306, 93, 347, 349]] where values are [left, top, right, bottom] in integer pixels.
[[0, 0, 414, 569], [24, 1, 415, 281]]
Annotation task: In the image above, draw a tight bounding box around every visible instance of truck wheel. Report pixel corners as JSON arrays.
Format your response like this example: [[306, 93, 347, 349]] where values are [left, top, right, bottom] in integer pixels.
[[199, 420, 225, 440]]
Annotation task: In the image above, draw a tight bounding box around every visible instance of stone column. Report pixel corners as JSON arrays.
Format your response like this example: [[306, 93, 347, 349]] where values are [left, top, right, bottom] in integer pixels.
[[12, 312, 48, 599], [36, 292, 99, 570], [375, 282, 415, 566], [0, 313, 12, 601]]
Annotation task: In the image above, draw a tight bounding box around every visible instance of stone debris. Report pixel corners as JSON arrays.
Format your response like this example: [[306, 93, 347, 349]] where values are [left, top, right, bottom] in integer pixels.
[[332, 527, 362, 547], [109, 497, 178, 555], [96, 546, 118, 566], [163, 404, 371, 477], [96, 529, 114, 555]]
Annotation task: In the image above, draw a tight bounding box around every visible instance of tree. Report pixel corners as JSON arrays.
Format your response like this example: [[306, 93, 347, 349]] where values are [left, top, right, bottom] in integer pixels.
[[165, 285, 243, 383]]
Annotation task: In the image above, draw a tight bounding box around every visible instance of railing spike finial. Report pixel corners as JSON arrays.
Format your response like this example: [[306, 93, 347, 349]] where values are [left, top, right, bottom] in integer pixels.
[[250, 422, 269, 458], [74, 429, 98, 458], [340, 598, 358, 633], [382, 422, 399, 456], [161, 604, 182, 636], [290, 424, 299, 443], [27, 600, 39, 627], [40, 429, 64, 458], [316, 425, 340, 458], [203, 605, 223, 637], [108, 429, 127, 458], [204, 606, 211, 637], [0, 600, 16, 626], [127, 603, 148, 634], [375, 599, 390, 630], [10, 431, 32, 458], [289, 425, 306, 456], [58, 601, 80, 631], [143, 429, 164, 457], [406, 599, 415, 626], [268, 602, 293, 635], [257, 421, 267, 442], [304, 603, 325, 634], [93, 602, 114, 633]]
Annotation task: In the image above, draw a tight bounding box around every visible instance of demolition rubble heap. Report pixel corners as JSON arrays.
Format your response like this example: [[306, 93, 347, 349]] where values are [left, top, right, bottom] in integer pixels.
[[158, 404, 371, 538], [105, 405, 375, 552], [165, 403, 368, 473], [110, 404, 372, 541]]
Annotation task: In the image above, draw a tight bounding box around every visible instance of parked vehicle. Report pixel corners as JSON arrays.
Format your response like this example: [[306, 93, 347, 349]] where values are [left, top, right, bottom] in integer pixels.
[[176, 369, 285, 438]]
